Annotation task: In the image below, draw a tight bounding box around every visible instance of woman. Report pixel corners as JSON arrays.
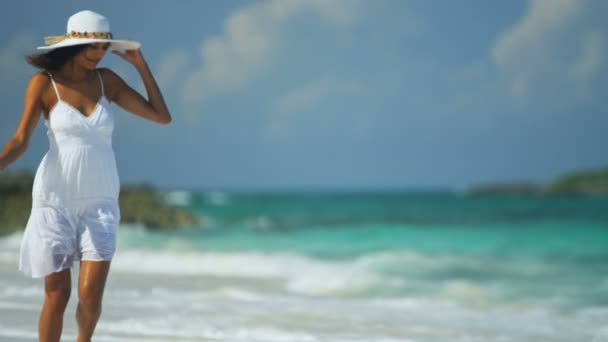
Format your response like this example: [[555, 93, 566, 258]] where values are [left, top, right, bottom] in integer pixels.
[[0, 10, 171, 342]]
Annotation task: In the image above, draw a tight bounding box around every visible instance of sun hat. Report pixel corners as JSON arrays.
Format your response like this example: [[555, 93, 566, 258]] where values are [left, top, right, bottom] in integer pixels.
[[37, 10, 140, 51]]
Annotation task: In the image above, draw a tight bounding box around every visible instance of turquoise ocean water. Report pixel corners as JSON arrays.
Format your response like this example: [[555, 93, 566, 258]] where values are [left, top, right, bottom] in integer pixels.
[[1, 191, 608, 341]]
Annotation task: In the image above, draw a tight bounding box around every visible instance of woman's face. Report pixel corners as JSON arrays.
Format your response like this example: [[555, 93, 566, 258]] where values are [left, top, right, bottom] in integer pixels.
[[74, 43, 110, 70]]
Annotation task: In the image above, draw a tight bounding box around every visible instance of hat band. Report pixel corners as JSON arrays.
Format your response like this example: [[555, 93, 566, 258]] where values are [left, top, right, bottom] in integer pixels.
[[44, 31, 113, 46]]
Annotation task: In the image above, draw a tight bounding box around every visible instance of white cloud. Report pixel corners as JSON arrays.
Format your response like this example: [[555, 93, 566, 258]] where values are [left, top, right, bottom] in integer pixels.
[[490, 0, 606, 108], [181, 0, 362, 107], [156, 50, 190, 93], [492, 0, 583, 66], [569, 31, 606, 100], [273, 74, 339, 115], [267, 74, 363, 139]]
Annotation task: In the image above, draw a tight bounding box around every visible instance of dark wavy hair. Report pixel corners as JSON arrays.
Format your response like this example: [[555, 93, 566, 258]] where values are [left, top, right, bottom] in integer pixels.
[[25, 44, 88, 71]]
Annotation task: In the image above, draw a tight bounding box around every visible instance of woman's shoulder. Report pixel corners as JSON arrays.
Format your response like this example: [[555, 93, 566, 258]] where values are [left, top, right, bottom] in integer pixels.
[[22, 72, 54, 113], [96, 68, 126, 101], [28, 71, 52, 85], [97, 68, 126, 87], [25, 71, 53, 97], [97, 67, 122, 80]]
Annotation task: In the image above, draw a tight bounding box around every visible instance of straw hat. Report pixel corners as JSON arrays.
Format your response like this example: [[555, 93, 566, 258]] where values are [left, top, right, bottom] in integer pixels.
[[37, 10, 140, 51]]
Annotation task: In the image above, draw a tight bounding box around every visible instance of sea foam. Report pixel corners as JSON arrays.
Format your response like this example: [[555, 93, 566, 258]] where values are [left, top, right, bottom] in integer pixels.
[[111, 249, 400, 296]]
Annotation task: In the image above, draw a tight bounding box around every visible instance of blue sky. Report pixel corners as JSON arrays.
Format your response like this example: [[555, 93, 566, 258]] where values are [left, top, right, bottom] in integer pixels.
[[1, 0, 606, 191]]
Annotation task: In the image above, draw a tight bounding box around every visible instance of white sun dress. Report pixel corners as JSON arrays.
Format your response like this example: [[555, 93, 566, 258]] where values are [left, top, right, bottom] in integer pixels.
[[19, 70, 121, 278]]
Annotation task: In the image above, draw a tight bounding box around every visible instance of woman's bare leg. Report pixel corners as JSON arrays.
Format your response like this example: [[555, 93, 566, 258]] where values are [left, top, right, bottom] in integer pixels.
[[76, 260, 111, 342], [39, 268, 71, 342]]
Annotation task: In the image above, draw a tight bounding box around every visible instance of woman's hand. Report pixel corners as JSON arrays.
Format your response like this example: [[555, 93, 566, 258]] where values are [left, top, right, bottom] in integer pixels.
[[111, 49, 146, 69]]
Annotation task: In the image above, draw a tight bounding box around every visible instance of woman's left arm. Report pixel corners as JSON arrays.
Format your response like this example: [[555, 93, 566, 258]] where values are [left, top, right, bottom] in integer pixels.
[[105, 49, 172, 125]]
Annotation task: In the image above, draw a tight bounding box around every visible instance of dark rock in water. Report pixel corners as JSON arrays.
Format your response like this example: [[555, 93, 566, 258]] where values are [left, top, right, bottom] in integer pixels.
[[119, 185, 202, 229], [0, 172, 202, 236], [0, 171, 34, 235]]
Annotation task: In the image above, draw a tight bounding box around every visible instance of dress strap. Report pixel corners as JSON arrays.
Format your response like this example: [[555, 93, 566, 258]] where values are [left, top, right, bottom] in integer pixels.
[[46, 72, 61, 101], [95, 70, 105, 98]]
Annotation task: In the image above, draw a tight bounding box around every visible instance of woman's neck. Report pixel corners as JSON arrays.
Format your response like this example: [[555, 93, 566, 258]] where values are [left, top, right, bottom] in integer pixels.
[[56, 62, 93, 83]]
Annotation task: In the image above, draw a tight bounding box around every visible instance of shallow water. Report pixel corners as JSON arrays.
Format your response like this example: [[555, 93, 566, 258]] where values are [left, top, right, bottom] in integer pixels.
[[1, 192, 607, 341]]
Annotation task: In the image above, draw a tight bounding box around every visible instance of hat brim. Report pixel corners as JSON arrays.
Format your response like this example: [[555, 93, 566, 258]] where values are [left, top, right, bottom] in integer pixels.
[[37, 38, 141, 51]]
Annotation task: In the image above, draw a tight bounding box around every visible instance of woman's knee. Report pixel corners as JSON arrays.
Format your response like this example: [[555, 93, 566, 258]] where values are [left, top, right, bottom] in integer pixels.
[[44, 270, 72, 309], [45, 287, 71, 308], [77, 261, 110, 314], [78, 285, 103, 314]]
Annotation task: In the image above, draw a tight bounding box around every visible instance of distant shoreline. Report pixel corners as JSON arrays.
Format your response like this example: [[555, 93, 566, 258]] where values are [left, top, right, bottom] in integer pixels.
[[467, 167, 608, 196], [1, 167, 606, 236]]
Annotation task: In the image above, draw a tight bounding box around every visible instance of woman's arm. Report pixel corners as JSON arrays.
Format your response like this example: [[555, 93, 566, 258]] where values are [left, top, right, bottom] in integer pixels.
[[0, 73, 46, 171], [104, 49, 172, 125]]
